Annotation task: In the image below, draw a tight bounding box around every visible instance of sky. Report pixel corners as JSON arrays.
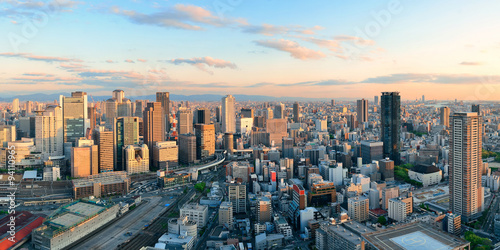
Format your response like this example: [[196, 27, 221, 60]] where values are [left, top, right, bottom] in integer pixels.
[[1, 0, 500, 100]]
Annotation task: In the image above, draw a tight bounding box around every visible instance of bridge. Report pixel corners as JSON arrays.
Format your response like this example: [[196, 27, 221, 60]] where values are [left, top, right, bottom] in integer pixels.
[[193, 150, 226, 172]]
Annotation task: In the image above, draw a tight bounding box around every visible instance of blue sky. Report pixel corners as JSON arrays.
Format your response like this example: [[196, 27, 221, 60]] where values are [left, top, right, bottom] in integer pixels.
[[1, 0, 500, 100]]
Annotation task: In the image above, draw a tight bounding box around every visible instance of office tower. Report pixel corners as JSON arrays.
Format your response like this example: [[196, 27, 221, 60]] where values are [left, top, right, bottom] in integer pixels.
[[282, 137, 294, 159], [224, 133, 234, 153], [360, 141, 383, 164], [60, 91, 88, 146], [178, 109, 193, 135], [379, 158, 395, 181], [93, 128, 114, 173], [382, 186, 399, 210], [114, 117, 140, 170], [221, 95, 236, 133], [26, 101, 33, 114], [356, 99, 368, 126], [88, 107, 96, 132], [256, 197, 272, 223], [219, 202, 233, 230], [228, 183, 247, 214], [117, 99, 132, 117], [134, 100, 144, 117], [152, 141, 178, 170], [380, 92, 401, 164], [450, 112, 483, 222], [156, 92, 170, 132], [308, 182, 336, 206], [178, 133, 196, 165], [0, 125, 16, 147], [293, 102, 300, 123], [105, 98, 117, 125], [292, 184, 307, 210], [440, 106, 451, 128], [143, 102, 165, 160], [71, 139, 98, 177], [274, 103, 285, 119], [472, 104, 481, 116], [35, 105, 64, 160], [331, 99, 335, 106], [124, 144, 149, 174], [195, 124, 215, 160], [113, 89, 124, 102], [215, 106, 221, 123], [280, 158, 294, 179], [348, 196, 369, 222], [266, 118, 287, 146], [236, 117, 253, 134], [374, 96, 379, 105], [315, 119, 327, 132], [241, 108, 253, 118], [195, 108, 211, 124], [12, 98, 19, 113], [422, 95, 425, 103]]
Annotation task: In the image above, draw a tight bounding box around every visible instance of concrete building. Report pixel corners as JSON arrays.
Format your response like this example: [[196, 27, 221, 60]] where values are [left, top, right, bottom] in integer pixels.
[[157, 233, 195, 250], [124, 144, 149, 174], [369, 188, 380, 209], [360, 141, 383, 164], [92, 128, 114, 173], [0, 125, 16, 147], [256, 197, 272, 223], [180, 203, 209, 228], [379, 158, 395, 181], [228, 183, 247, 214], [152, 141, 178, 170], [71, 140, 98, 178], [195, 124, 215, 160], [348, 196, 369, 222], [143, 102, 165, 161], [408, 164, 442, 187], [440, 106, 451, 128], [168, 216, 197, 237], [34, 105, 64, 160], [382, 186, 399, 210], [356, 99, 368, 127], [450, 112, 483, 222], [178, 133, 196, 165], [72, 171, 130, 199], [156, 92, 170, 132], [219, 202, 233, 230], [178, 109, 193, 135], [293, 102, 300, 123], [194, 108, 211, 125], [266, 118, 287, 146], [60, 92, 88, 146]]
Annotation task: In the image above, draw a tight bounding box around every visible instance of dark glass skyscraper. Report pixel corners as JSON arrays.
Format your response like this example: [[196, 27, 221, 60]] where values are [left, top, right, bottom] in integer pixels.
[[380, 92, 401, 165], [156, 92, 170, 132]]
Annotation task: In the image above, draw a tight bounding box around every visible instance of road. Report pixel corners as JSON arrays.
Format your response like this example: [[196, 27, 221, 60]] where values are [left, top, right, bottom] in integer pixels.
[[73, 195, 176, 250], [483, 194, 499, 232]]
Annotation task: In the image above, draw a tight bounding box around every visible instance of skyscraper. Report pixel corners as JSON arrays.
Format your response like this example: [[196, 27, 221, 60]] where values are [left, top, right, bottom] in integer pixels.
[[282, 137, 294, 159], [178, 133, 196, 165], [12, 98, 19, 113], [440, 106, 451, 128], [35, 105, 63, 160], [60, 91, 88, 146], [422, 95, 425, 103], [380, 92, 401, 164], [228, 183, 247, 214], [374, 96, 379, 105], [222, 95, 236, 133], [348, 196, 369, 222], [93, 128, 114, 173], [293, 102, 300, 123], [156, 92, 170, 132], [88, 107, 97, 132], [356, 99, 368, 126], [114, 117, 140, 170], [143, 102, 165, 161], [450, 112, 483, 222], [195, 124, 215, 160], [195, 108, 211, 124], [71, 139, 98, 178], [274, 103, 285, 119], [178, 109, 193, 135], [472, 104, 481, 116], [256, 197, 272, 223], [240, 108, 254, 118]]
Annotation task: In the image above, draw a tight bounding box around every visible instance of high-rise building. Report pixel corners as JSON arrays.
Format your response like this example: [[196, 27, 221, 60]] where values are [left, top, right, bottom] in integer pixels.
[[105, 98, 118, 125], [228, 183, 247, 214], [195, 108, 211, 125], [156, 92, 170, 132], [379, 158, 395, 181], [331, 99, 335, 106], [178, 109, 193, 135], [180, 203, 209, 228], [282, 137, 294, 159], [472, 104, 481, 116], [143, 102, 165, 160], [356, 99, 368, 126], [388, 193, 413, 222], [194, 124, 215, 160], [450, 112, 483, 222], [293, 102, 300, 123], [240, 108, 253, 118], [360, 141, 383, 164], [348, 196, 369, 222], [12, 98, 19, 113], [134, 100, 144, 117], [422, 95, 425, 103], [274, 103, 285, 119], [34, 105, 64, 160], [114, 117, 140, 171], [256, 197, 272, 223], [71, 139, 98, 178], [93, 128, 114, 173], [88, 107, 97, 132], [152, 141, 178, 170], [224, 133, 234, 153], [124, 144, 149, 174], [374, 96, 379, 105], [266, 118, 287, 146], [380, 92, 401, 164], [440, 107, 451, 128], [215, 106, 221, 123], [219, 202, 233, 230], [222, 95, 236, 133], [60, 92, 88, 146], [0, 125, 16, 147], [178, 133, 196, 165], [382, 186, 399, 210]]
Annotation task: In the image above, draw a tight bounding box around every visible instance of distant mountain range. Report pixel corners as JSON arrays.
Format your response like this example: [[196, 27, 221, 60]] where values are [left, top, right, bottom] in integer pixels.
[[0, 93, 352, 102]]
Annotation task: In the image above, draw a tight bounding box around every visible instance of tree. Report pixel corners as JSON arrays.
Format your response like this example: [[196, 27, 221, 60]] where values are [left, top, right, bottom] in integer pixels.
[[194, 182, 206, 192], [377, 216, 387, 225]]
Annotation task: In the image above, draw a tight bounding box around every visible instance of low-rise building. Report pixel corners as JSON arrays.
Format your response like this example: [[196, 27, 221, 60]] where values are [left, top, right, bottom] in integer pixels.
[[180, 203, 209, 228]]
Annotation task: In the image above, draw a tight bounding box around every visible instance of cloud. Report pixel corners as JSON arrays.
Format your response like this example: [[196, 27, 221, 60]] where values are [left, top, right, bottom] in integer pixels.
[[241, 24, 324, 36], [137, 59, 147, 62], [125, 59, 135, 63], [254, 39, 326, 60], [169, 56, 237, 74], [1, 0, 83, 21], [106, 60, 115, 63], [0, 52, 81, 63], [112, 4, 245, 30], [460, 61, 482, 66], [361, 73, 500, 84], [333, 35, 375, 46]]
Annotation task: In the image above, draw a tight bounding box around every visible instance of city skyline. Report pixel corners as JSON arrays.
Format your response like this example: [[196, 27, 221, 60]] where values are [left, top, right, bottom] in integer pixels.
[[1, 1, 500, 100]]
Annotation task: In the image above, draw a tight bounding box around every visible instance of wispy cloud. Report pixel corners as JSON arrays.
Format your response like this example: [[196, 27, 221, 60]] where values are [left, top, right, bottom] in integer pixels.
[[0, 52, 82, 63], [137, 59, 147, 62], [169, 56, 237, 74], [362, 73, 500, 84], [111, 4, 245, 30], [241, 24, 323, 36], [125, 59, 135, 63], [459, 61, 483, 66], [254, 39, 326, 60]]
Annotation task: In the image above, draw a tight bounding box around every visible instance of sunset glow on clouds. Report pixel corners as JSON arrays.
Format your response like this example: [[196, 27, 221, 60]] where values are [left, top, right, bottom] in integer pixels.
[[1, 0, 500, 100]]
